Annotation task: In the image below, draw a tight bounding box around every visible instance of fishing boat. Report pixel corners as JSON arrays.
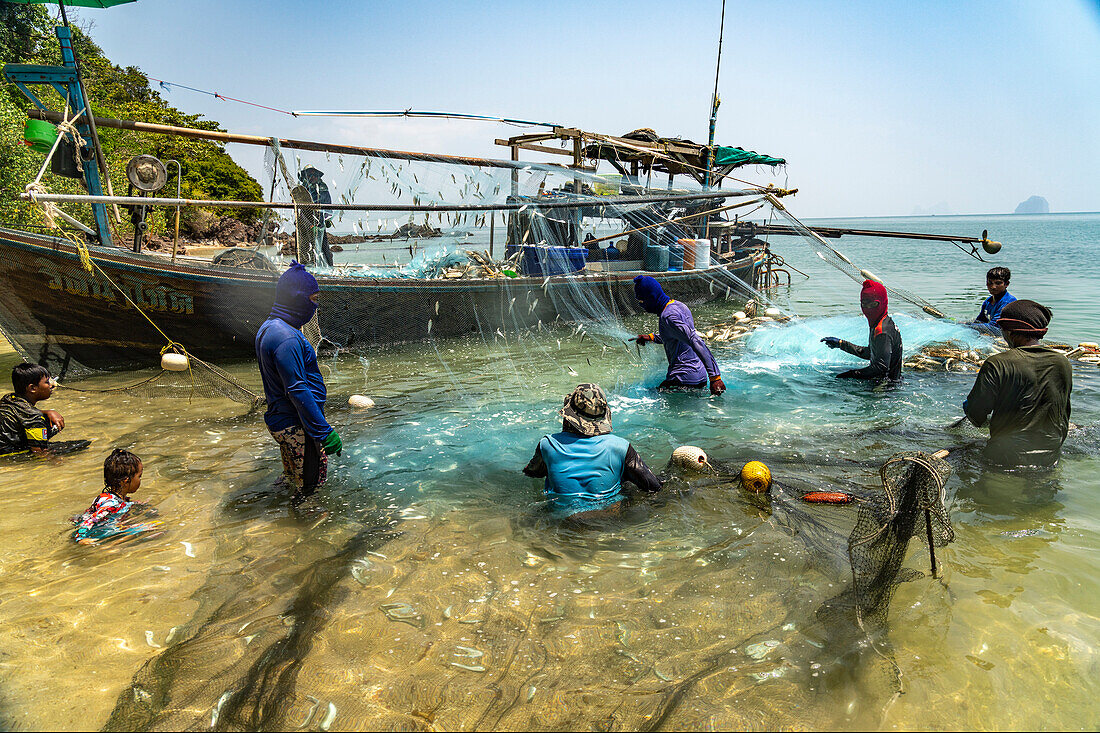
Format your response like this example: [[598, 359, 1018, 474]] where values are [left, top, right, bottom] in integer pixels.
[[0, 222, 764, 375], [0, 22, 998, 377]]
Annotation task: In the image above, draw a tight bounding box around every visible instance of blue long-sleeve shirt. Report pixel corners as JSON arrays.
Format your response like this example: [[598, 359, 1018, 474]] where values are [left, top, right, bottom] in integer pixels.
[[650, 300, 721, 384], [255, 317, 331, 439], [972, 291, 1017, 334]]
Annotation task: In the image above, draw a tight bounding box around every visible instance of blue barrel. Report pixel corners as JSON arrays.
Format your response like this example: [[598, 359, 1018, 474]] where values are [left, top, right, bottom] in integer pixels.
[[668, 240, 684, 271], [643, 243, 669, 272], [505, 245, 587, 276]]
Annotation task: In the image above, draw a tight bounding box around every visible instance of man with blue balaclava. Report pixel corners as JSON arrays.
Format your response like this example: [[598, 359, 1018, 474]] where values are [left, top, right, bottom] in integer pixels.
[[256, 261, 342, 505], [633, 275, 726, 395]]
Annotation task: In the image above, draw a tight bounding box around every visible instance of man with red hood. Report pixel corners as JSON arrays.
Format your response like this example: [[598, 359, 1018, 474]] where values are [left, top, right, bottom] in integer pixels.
[[821, 280, 903, 381]]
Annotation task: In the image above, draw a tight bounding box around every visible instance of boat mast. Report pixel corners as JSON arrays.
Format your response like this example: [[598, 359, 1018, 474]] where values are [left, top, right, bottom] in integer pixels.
[[703, 0, 726, 239]]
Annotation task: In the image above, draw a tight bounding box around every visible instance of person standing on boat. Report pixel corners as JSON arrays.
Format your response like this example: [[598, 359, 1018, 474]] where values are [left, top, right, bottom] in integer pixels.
[[633, 276, 726, 394], [821, 279, 903, 382], [967, 267, 1017, 336], [256, 261, 342, 505], [523, 383, 662, 520], [963, 299, 1071, 466], [300, 166, 335, 267]]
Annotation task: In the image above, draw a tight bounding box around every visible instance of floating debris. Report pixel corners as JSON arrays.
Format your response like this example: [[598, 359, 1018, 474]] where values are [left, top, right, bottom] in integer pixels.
[[180, 541, 195, 558]]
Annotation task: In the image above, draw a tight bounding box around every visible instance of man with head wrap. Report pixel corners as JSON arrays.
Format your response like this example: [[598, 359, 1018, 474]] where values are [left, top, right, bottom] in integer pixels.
[[964, 299, 1072, 466], [821, 280, 903, 381], [256, 261, 342, 504], [632, 276, 725, 395], [299, 166, 335, 267], [523, 383, 661, 520]]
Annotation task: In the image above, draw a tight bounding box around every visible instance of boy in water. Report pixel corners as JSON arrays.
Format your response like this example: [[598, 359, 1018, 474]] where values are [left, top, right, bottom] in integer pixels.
[[968, 266, 1017, 335], [73, 449, 159, 544], [0, 363, 64, 456]]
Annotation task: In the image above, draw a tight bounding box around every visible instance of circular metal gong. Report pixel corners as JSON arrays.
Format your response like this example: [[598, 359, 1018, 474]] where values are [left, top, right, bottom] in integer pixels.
[[126, 154, 168, 192]]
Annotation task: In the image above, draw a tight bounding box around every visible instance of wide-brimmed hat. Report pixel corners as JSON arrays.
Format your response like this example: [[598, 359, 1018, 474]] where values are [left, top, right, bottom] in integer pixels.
[[559, 383, 612, 437], [299, 165, 324, 179]]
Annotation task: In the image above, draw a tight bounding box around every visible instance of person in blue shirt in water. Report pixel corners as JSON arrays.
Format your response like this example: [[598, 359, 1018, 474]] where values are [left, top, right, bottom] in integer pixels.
[[256, 261, 342, 506], [632, 275, 726, 394], [968, 267, 1017, 335], [523, 383, 661, 520]]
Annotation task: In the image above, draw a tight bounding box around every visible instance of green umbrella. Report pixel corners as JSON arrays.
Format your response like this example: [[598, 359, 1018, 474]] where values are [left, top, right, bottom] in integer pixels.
[[5, 1, 137, 27]]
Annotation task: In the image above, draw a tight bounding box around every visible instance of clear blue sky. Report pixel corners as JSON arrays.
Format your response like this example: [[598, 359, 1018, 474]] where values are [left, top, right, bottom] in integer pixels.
[[64, 0, 1100, 217]]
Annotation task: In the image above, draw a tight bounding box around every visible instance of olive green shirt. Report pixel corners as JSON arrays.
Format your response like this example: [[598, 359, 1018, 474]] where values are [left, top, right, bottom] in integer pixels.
[[965, 346, 1072, 465]]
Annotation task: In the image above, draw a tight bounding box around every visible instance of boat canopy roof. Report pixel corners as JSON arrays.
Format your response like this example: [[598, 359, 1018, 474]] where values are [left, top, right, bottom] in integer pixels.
[[497, 127, 784, 185]]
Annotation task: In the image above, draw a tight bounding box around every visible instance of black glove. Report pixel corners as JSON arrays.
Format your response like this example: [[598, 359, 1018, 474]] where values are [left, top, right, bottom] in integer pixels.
[[821, 337, 842, 349]]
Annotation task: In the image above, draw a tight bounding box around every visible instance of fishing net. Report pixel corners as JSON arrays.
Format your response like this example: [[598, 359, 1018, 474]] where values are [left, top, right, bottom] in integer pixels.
[[767, 203, 949, 318], [59, 351, 263, 410]]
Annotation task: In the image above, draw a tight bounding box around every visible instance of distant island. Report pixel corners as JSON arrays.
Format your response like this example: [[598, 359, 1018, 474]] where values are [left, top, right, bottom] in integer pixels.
[[911, 202, 953, 216], [1014, 196, 1050, 214]]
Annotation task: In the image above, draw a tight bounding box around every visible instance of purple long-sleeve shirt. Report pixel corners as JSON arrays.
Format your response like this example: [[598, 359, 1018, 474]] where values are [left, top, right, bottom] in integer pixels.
[[651, 300, 721, 384]]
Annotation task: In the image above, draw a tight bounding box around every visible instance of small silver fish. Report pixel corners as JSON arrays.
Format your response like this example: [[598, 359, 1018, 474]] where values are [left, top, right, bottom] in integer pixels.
[[319, 702, 337, 731], [211, 691, 233, 728], [144, 631, 161, 648], [450, 663, 487, 672], [181, 541, 195, 558], [427, 319, 433, 334]]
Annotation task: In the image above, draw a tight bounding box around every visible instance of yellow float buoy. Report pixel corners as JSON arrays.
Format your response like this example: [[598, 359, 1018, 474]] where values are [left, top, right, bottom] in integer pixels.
[[671, 445, 710, 471], [740, 461, 772, 493]]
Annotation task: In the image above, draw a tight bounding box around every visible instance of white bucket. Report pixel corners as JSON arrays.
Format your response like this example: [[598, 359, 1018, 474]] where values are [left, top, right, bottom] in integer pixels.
[[693, 240, 711, 269]]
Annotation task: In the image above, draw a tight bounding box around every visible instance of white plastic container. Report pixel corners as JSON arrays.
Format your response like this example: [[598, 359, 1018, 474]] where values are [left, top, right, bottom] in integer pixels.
[[693, 240, 711, 269]]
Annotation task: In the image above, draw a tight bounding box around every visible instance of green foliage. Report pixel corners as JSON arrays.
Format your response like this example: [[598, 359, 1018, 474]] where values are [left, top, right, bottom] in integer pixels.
[[0, 7, 262, 237]]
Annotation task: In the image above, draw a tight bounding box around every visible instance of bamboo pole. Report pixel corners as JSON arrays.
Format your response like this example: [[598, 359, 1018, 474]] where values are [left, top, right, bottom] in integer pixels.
[[28, 109, 577, 173], [22, 189, 750, 213]]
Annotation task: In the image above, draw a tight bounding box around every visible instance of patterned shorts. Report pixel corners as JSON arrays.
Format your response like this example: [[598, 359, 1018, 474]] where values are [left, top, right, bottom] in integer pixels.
[[269, 425, 328, 492]]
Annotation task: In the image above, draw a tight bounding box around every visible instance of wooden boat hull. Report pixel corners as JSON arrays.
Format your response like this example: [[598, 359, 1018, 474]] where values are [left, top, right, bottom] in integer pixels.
[[0, 227, 763, 375]]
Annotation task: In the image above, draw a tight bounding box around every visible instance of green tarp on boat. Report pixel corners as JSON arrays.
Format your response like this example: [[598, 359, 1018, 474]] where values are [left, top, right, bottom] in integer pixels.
[[713, 146, 785, 167]]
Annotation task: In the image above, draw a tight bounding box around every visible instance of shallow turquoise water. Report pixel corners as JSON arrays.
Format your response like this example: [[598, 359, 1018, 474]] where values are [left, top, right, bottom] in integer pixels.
[[0, 214, 1097, 730]]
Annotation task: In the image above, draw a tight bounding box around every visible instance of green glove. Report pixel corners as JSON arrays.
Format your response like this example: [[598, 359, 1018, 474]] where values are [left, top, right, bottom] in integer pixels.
[[322, 429, 342, 456]]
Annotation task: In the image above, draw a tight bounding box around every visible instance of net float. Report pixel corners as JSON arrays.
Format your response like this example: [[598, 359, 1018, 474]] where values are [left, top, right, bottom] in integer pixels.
[[349, 394, 375, 409], [161, 352, 189, 372], [740, 461, 771, 493], [671, 445, 709, 472], [802, 491, 851, 504]]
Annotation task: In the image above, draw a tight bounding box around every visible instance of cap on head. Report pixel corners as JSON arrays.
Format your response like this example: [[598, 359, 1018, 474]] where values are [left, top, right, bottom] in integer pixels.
[[559, 383, 612, 437], [998, 299, 1051, 338]]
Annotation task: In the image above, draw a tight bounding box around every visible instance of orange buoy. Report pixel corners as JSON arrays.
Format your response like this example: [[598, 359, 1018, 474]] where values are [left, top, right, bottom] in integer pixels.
[[802, 491, 851, 504]]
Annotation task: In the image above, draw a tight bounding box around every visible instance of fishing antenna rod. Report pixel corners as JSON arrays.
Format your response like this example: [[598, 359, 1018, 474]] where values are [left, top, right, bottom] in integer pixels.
[[290, 110, 562, 128], [22, 189, 765, 213]]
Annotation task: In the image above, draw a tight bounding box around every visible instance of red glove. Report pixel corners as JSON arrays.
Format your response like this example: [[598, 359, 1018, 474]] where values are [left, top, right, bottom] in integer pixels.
[[634, 333, 656, 344], [709, 375, 726, 396]]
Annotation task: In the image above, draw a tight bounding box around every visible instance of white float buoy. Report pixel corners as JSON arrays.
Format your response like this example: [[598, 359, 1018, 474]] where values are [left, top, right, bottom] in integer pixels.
[[764, 307, 782, 317], [859, 269, 881, 283], [671, 445, 710, 472], [733, 311, 748, 322], [349, 395, 375, 409], [161, 352, 189, 372]]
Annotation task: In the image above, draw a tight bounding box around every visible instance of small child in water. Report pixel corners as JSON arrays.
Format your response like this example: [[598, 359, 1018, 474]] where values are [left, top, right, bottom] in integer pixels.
[[72, 449, 160, 545], [0, 363, 64, 456]]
